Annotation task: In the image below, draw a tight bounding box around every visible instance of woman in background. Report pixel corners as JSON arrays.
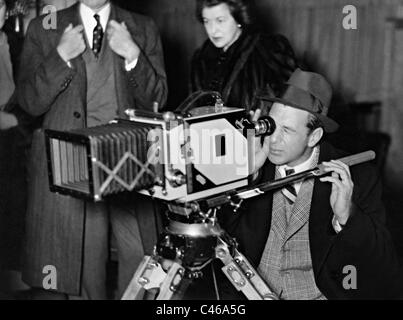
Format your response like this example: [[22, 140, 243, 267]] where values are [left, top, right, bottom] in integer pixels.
[[190, 0, 298, 111]]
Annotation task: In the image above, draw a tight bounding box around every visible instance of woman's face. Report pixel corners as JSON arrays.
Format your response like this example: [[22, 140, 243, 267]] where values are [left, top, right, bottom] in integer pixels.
[[202, 3, 241, 51], [0, 0, 6, 30]]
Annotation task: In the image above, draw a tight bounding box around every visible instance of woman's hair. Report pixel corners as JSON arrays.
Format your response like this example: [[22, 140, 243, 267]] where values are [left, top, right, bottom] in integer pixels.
[[195, 0, 251, 26]]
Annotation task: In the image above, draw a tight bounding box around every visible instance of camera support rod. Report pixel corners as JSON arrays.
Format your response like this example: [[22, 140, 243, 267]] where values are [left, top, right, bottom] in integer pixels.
[[200, 150, 376, 211]]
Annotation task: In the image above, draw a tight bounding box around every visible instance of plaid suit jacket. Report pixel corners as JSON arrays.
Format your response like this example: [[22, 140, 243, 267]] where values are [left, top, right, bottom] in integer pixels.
[[258, 150, 325, 299]]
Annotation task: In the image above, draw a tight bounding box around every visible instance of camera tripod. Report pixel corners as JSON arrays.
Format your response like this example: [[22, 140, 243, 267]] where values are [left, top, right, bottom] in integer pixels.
[[121, 202, 278, 300], [121, 150, 376, 300]]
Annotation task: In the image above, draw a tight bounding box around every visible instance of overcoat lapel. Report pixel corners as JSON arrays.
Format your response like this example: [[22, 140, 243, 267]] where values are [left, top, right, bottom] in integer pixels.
[[56, 3, 85, 70], [109, 5, 129, 116], [111, 5, 147, 117], [55, 3, 87, 116], [247, 161, 275, 266], [309, 143, 338, 276]]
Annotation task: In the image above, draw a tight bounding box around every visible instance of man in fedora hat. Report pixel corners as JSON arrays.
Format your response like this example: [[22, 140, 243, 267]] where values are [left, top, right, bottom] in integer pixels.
[[217, 68, 403, 299]]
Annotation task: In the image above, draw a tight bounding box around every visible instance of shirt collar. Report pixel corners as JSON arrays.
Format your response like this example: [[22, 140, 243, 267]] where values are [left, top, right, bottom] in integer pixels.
[[79, 1, 111, 30], [278, 146, 319, 177]]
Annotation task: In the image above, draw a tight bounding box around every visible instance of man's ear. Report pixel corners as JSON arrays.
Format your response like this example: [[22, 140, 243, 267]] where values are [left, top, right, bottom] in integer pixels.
[[308, 127, 323, 147]]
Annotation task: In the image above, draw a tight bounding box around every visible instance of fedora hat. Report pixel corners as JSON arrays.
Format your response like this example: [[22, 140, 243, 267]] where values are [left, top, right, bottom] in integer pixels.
[[258, 69, 339, 133]]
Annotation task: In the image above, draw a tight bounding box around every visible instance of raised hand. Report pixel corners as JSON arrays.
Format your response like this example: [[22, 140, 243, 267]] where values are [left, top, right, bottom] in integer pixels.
[[57, 24, 86, 63], [320, 160, 354, 225], [107, 20, 140, 63]]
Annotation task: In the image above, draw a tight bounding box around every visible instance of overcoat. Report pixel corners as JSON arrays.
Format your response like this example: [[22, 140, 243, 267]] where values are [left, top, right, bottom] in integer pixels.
[[190, 31, 297, 111], [17, 3, 167, 295]]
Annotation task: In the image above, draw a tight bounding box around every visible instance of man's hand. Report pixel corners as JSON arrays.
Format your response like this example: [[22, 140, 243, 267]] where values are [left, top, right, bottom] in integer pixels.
[[250, 109, 270, 175], [320, 160, 354, 225], [57, 24, 86, 63], [107, 20, 140, 63]]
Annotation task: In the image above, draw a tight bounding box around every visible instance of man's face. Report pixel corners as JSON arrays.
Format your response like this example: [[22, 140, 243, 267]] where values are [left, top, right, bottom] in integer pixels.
[[0, 0, 6, 30], [80, 0, 109, 11], [268, 103, 314, 167]]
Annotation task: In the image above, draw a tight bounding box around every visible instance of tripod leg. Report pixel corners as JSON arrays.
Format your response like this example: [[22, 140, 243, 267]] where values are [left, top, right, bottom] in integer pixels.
[[122, 255, 166, 300], [122, 255, 187, 300], [230, 249, 278, 300], [156, 261, 186, 300], [215, 238, 278, 300]]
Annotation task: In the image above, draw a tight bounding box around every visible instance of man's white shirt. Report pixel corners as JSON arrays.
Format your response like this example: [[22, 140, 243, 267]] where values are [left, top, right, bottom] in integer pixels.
[[63, 2, 137, 70]]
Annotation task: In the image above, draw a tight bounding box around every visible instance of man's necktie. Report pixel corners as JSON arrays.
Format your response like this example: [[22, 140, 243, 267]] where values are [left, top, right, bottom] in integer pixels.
[[282, 168, 297, 205], [92, 14, 103, 58]]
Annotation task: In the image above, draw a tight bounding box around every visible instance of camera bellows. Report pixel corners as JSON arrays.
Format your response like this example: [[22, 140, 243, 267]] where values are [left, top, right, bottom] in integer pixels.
[[45, 121, 161, 201]]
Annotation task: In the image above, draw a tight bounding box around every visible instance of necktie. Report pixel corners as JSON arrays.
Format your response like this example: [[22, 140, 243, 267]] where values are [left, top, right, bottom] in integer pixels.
[[92, 14, 103, 58], [282, 168, 297, 205]]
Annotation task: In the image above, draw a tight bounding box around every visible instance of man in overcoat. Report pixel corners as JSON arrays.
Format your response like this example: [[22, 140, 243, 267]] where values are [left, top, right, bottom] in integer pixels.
[[18, 0, 167, 299]]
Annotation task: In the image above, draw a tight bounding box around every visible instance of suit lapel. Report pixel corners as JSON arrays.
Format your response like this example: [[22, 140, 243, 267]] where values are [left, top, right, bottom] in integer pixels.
[[283, 148, 320, 241], [271, 168, 287, 240], [284, 178, 314, 242]]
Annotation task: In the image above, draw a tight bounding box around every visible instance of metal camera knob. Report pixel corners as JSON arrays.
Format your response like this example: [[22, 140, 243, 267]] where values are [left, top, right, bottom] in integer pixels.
[[163, 111, 177, 122], [167, 169, 186, 187]]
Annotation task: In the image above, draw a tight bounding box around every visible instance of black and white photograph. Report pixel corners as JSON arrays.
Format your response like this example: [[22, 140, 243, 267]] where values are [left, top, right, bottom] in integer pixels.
[[1, 0, 403, 303]]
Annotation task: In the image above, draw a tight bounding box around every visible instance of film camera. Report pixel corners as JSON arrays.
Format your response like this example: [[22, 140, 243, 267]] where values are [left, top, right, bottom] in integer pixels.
[[45, 105, 274, 203]]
